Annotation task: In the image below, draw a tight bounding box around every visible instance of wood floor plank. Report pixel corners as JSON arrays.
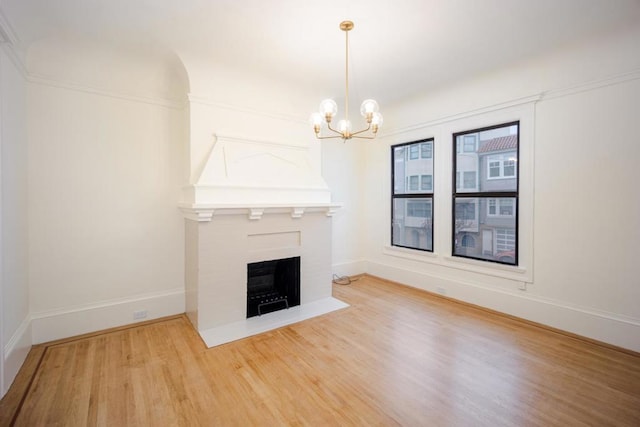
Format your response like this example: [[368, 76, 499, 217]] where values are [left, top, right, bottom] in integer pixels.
[[2, 275, 640, 426]]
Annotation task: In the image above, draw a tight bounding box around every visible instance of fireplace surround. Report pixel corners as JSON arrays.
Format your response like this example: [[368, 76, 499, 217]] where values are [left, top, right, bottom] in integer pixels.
[[179, 133, 347, 347]]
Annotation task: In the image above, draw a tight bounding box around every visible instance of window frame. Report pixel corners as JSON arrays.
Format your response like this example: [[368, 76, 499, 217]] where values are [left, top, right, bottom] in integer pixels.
[[391, 138, 435, 253], [452, 121, 519, 266]]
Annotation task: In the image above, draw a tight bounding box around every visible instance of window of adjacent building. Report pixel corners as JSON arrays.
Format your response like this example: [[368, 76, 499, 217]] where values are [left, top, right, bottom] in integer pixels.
[[487, 198, 515, 217], [452, 122, 519, 265], [421, 175, 433, 191], [409, 175, 419, 191], [409, 145, 419, 160], [487, 154, 517, 179], [421, 142, 433, 159], [392, 138, 434, 252]]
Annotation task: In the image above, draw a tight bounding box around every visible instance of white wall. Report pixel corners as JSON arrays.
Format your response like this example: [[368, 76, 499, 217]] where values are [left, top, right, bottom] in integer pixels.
[[321, 139, 367, 277], [26, 43, 188, 343], [357, 25, 640, 351], [0, 44, 30, 396]]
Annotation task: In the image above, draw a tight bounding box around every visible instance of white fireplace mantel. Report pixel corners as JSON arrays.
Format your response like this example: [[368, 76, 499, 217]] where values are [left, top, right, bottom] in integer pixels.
[[179, 202, 342, 222]]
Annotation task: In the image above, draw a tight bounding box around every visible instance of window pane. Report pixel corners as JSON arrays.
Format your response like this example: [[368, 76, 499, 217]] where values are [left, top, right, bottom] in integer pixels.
[[409, 175, 419, 191], [504, 159, 516, 177], [454, 197, 516, 264], [463, 135, 476, 152], [421, 175, 432, 191], [392, 198, 433, 251], [489, 161, 500, 178], [463, 171, 476, 189], [487, 197, 516, 217], [488, 199, 497, 215], [393, 140, 434, 195], [456, 124, 518, 193], [421, 142, 433, 158]]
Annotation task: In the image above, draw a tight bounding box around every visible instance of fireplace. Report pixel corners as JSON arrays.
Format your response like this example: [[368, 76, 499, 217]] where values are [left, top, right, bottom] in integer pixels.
[[247, 256, 300, 317], [179, 133, 347, 347]]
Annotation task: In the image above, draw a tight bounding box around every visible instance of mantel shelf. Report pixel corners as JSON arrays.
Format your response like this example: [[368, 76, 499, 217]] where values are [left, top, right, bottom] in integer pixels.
[[178, 202, 342, 222]]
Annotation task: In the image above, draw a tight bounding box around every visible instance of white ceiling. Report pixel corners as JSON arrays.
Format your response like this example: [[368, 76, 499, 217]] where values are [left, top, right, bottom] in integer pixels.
[[2, 0, 640, 105]]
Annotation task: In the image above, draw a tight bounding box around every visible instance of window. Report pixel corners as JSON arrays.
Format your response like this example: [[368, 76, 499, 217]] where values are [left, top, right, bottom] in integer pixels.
[[421, 175, 433, 191], [409, 145, 419, 160], [487, 198, 515, 217], [463, 171, 476, 189], [407, 200, 431, 218], [455, 200, 476, 221], [461, 234, 475, 248], [409, 175, 419, 191], [453, 122, 519, 265], [392, 138, 434, 252], [487, 154, 517, 179], [463, 135, 477, 152], [421, 142, 433, 159]]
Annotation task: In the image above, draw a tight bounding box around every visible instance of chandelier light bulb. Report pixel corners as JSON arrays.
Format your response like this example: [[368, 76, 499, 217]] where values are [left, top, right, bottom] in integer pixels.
[[371, 112, 383, 127], [372, 112, 384, 131], [319, 99, 338, 121], [360, 99, 379, 116], [337, 119, 352, 135], [310, 112, 323, 134], [309, 112, 323, 126]]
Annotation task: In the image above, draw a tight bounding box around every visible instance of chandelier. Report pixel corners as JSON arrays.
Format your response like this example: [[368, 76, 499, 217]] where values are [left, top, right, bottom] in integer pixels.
[[310, 21, 383, 141]]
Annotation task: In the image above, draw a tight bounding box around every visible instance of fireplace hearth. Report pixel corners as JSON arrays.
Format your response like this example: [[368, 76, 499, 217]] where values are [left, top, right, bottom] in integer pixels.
[[247, 257, 300, 317]]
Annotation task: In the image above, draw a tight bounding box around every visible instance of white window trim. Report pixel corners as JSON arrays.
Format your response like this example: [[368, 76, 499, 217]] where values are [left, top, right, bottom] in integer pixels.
[[384, 100, 536, 285]]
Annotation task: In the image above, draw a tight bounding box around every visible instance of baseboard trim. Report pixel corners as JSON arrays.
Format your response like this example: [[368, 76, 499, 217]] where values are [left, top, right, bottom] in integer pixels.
[[365, 262, 640, 353], [30, 288, 185, 344], [2, 317, 31, 396], [332, 259, 366, 278]]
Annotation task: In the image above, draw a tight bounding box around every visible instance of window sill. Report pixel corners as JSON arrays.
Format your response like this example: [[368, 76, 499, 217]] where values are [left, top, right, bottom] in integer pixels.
[[384, 245, 438, 262], [382, 245, 532, 283]]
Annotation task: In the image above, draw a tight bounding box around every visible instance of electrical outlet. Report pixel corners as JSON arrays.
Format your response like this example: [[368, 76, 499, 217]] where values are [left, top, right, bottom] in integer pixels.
[[133, 310, 148, 320]]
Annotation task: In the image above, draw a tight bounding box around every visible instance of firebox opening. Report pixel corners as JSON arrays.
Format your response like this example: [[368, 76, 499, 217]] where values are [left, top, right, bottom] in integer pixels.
[[247, 256, 300, 318]]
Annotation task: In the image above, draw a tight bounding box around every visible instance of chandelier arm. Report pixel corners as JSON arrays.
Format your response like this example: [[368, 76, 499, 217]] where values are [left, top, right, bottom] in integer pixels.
[[351, 135, 376, 140], [326, 121, 346, 137], [349, 123, 373, 137], [315, 134, 345, 140]]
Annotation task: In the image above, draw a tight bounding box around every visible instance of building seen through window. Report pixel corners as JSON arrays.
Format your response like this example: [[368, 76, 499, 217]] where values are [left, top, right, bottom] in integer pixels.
[[453, 122, 519, 265], [391, 139, 434, 252]]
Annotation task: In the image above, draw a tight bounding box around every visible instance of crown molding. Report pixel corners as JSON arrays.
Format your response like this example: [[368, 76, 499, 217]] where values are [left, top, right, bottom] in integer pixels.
[[540, 68, 640, 101], [0, 7, 18, 45], [0, 7, 28, 79], [188, 93, 306, 125], [383, 94, 542, 138], [384, 68, 640, 138], [28, 73, 188, 109]]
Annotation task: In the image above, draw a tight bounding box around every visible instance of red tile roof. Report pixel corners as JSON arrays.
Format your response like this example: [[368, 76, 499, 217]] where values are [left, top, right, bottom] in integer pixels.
[[478, 135, 517, 153]]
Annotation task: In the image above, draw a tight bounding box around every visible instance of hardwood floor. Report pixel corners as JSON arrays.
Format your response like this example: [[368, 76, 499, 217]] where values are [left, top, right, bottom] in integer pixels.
[[2, 275, 639, 426]]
